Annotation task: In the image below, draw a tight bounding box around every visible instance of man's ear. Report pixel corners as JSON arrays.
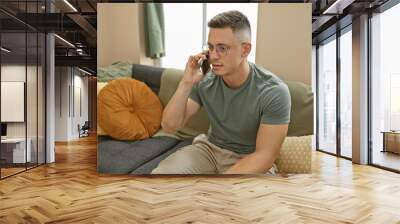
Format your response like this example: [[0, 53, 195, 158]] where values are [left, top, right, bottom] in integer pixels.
[[241, 43, 252, 57]]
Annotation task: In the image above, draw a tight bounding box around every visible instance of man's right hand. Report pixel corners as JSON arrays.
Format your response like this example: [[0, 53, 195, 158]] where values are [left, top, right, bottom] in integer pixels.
[[181, 53, 207, 86], [162, 53, 205, 134]]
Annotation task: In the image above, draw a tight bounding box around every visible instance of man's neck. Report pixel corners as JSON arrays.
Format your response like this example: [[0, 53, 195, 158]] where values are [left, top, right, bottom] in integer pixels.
[[222, 60, 250, 89]]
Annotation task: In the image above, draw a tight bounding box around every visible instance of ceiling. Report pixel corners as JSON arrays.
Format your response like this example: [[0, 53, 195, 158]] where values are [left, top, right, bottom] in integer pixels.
[[311, 0, 390, 43], [0, 0, 97, 74]]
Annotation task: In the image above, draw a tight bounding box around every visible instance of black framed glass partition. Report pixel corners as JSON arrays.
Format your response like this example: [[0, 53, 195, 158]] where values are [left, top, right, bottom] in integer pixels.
[[0, 1, 46, 179], [317, 35, 337, 155], [316, 24, 353, 159], [339, 26, 352, 159], [314, 1, 400, 172]]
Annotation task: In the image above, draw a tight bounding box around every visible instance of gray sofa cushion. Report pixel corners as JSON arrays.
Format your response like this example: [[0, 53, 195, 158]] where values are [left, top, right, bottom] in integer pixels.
[[97, 136, 180, 174], [130, 139, 193, 174], [132, 64, 165, 94]]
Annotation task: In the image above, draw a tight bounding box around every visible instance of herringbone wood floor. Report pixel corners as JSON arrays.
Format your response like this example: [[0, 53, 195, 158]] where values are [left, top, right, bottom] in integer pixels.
[[1, 135, 400, 224]]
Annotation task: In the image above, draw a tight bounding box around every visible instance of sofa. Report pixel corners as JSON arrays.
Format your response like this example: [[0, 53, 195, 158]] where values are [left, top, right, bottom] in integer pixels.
[[97, 63, 314, 174]]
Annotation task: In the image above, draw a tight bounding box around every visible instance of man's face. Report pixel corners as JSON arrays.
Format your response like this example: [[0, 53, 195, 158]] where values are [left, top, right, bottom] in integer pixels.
[[207, 27, 245, 76]]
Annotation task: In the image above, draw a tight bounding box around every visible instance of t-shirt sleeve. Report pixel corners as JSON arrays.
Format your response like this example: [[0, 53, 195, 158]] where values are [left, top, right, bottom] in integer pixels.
[[189, 83, 203, 106], [260, 83, 291, 124]]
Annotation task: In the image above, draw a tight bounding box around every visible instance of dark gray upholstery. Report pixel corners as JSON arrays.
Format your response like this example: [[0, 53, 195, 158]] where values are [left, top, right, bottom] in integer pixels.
[[132, 64, 165, 94], [97, 136, 180, 174], [130, 139, 193, 174], [98, 64, 195, 174]]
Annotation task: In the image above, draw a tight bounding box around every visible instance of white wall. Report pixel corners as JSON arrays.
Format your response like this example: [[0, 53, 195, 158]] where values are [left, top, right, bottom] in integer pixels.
[[98, 3, 140, 67], [1, 66, 26, 135], [256, 3, 312, 84], [1, 64, 46, 164], [55, 66, 68, 141], [1, 65, 26, 81], [55, 67, 89, 141], [98, 3, 154, 67], [1, 65, 34, 137], [72, 73, 89, 138]]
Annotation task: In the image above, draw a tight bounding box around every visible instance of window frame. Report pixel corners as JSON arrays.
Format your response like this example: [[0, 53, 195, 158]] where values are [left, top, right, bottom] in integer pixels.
[[315, 24, 353, 161], [368, 0, 400, 173]]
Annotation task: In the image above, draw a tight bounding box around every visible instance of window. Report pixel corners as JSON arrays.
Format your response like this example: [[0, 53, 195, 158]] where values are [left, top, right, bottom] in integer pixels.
[[162, 3, 258, 69], [339, 28, 352, 158], [316, 24, 353, 159], [370, 2, 400, 171], [390, 74, 400, 130], [317, 36, 337, 155], [0, 1, 47, 179], [163, 4, 203, 69]]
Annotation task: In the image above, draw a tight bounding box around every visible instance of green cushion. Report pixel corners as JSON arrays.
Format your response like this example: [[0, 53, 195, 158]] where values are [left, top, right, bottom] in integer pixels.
[[286, 81, 314, 136], [98, 61, 133, 82], [158, 69, 209, 139], [158, 68, 314, 138]]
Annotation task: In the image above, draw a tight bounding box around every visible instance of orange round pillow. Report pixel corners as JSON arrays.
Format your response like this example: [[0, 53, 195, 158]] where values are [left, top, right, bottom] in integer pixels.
[[98, 78, 163, 140]]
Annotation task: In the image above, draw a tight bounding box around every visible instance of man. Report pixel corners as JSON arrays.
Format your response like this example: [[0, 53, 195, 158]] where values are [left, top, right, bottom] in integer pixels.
[[151, 10, 291, 174]]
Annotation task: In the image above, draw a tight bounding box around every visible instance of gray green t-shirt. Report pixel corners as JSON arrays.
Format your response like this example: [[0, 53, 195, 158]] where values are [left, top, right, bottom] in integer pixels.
[[189, 62, 291, 154]]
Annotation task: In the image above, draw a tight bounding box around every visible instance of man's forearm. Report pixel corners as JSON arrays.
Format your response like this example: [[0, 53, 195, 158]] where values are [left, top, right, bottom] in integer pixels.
[[224, 151, 276, 174], [162, 80, 193, 132]]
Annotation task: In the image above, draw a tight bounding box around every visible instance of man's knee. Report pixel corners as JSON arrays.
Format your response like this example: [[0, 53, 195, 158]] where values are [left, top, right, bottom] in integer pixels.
[[151, 148, 195, 174], [151, 146, 215, 174]]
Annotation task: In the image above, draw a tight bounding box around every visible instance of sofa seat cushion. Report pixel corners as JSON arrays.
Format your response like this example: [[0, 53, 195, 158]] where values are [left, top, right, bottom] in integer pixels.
[[275, 135, 312, 173], [98, 134, 312, 174], [98, 78, 163, 140], [97, 136, 181, 174], [130, 139, 193, 174]]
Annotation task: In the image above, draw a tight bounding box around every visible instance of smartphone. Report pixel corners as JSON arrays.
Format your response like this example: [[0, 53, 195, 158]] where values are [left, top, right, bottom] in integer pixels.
[[200, 52, 210, 75]]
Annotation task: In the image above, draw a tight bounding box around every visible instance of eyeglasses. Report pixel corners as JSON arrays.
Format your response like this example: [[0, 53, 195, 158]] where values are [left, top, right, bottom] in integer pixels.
[[203, 44, 231, 56], [204, 42, 249, 56]]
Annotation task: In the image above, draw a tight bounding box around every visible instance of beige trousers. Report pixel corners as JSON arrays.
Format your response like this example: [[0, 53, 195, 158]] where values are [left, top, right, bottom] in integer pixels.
[[151, 134, 277, 175]]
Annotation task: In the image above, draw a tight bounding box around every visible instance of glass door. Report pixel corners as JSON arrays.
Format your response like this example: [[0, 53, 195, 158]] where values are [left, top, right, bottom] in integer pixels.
[[339, 27, 352, 159], [317, 35, 337, 155], [370, 2, 400, 171], [0, 1, 47, 179], [1, 30, 28, 178]]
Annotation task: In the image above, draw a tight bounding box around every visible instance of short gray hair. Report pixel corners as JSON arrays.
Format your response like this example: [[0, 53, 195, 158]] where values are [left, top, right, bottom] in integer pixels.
[[208, 10, 251, 42]]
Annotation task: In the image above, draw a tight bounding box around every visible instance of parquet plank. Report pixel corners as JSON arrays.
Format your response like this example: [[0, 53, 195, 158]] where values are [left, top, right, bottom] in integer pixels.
[[0, 135, 399, 223]]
